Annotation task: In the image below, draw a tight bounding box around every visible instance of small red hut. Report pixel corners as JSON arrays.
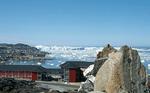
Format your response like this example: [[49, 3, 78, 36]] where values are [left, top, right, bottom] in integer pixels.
[[0, 65, 47, 80], [60, 61, 94, 82]]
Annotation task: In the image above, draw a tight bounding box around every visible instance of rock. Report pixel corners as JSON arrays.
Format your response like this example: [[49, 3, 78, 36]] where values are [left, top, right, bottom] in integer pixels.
[[96, 44, 116, 59], [78, 65, 95, 93], [94, 45, 147, 93], [148, 76, 150, 89], [79, 64, 95, 93], [83, 64, 94, 77], [78, 44, 116, 93], [89, 91, 105, 93], [78, 75, 95, 93], [48, 89, 61, 93], [0, 78, 49, 93], [92, 44, 117, 76]]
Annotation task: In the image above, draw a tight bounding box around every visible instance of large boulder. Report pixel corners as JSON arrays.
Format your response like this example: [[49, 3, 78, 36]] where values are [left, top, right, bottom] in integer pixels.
[[78, 44, 117, 93], [94, 46, 147, 93], [92, 44, 117, 76], [78, 44, 116, 93]]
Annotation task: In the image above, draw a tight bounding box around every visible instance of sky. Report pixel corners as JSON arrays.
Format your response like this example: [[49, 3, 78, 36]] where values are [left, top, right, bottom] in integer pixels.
[[0, 0, 150, 46]]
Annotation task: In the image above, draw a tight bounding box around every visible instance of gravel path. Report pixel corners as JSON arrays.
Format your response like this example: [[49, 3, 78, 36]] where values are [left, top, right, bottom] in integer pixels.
[[36, 81, 80, 92]]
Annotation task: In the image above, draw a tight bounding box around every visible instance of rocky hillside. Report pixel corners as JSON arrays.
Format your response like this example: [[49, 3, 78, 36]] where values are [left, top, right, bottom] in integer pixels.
[[0, 43, 48, 62], [78, 44, 149, 93], [0, 78, 49, 93], [0, 78, 78, 93]]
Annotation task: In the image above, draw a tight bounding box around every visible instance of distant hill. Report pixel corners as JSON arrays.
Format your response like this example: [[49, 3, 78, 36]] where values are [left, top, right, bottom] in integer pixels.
[[0, 43, 49, 63]]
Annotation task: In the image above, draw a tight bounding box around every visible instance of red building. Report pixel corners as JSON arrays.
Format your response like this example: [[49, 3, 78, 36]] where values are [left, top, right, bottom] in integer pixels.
[[60, 61, 94, 82], [0, 65, 48, 80]]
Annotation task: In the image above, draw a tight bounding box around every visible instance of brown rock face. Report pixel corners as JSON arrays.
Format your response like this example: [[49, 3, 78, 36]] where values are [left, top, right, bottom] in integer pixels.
[[148, 76, 150, 89], [92, 44, 117, 76], [96, 44, 116, 59], [94, 46, 147, 93]]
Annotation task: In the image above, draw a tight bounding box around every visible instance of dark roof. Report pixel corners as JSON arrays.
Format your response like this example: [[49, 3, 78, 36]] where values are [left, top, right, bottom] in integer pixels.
[[46, 68, 62, 74], [0, 65, 47, 72], [60, 61, 94, 69]]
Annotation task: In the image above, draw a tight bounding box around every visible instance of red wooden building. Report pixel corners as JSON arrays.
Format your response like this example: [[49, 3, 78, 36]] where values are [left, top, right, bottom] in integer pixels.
[[60, 61, 93, 82], [0, 65, 47, 80]]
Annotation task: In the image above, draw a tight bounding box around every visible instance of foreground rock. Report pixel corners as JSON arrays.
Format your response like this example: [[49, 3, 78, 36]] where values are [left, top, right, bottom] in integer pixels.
[[94, 46, 147, 93], [78, 44, 116, 93], [78, 75, 95, 92], [78, 45, 149, 93], [0, 78, 49, 93], [0, 78, 78, 93]]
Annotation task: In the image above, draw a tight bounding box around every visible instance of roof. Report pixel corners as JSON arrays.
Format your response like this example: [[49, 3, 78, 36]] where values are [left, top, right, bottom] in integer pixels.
[[60, 61, 94, 69], [46, 68, 62, 74], [0, 65, 47, 72]]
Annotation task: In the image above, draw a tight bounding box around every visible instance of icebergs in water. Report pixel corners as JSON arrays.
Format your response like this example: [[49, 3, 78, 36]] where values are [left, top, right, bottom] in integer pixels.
[[35, 45, 150, 68]]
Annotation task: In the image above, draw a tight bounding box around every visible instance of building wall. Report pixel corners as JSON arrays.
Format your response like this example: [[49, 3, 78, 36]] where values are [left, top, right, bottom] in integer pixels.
[[32, 72, 38, 80], [62, 68, 86, 82], [63, 68, 69, 82], [69, 68, 76, 82], [0, 71, 38, 80]]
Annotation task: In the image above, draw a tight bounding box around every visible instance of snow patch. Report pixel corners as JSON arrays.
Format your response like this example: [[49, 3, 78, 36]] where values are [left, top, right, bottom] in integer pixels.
[[83, 64, 94, 76]]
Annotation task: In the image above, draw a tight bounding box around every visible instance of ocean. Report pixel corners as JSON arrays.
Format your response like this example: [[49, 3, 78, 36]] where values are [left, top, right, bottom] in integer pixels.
[[6, 45, 150, 74]]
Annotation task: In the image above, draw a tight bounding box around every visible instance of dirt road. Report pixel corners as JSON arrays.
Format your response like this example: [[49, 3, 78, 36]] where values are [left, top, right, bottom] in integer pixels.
[[36, 81, 80, 92]]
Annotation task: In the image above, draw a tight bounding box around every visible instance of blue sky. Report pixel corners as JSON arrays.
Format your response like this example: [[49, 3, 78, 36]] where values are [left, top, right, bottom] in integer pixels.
[[0, 0, 150, 46]]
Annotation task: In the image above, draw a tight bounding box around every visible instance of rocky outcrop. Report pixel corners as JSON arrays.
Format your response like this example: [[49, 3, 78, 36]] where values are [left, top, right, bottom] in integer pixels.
[[0, 78, 78, 93], [0, 43, 48, 63], [78, 45, 149, 93], [96, 44, 116, 59], [94, 45, 147, 93], [78, 75, 95, 93], [92, 44, 116, 76], [78, 64, 95, 93], [78, 44, 116, 93], [0, 78, 49, 93]]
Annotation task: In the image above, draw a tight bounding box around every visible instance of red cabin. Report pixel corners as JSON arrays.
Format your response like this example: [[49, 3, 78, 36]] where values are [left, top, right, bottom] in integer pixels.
[[0, 65, 47, 80], [60, 61, 94, 82]]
